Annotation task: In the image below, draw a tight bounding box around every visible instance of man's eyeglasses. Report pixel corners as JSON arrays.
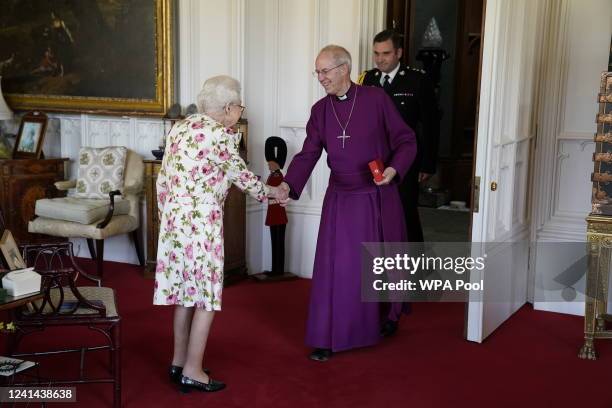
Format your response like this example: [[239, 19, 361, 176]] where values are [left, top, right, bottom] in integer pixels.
[[312, 63, 345, 78]]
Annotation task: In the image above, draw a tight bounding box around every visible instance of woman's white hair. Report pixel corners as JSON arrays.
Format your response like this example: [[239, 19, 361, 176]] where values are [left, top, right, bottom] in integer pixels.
[[196, 75, 241, 114]]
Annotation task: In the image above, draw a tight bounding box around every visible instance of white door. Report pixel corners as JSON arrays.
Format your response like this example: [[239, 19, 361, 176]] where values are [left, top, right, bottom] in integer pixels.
[[466, 0, 543, 342]]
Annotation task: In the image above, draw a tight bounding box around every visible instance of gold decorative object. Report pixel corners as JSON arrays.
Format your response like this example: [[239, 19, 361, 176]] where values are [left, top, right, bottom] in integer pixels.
[[582, 70, 612, 359], [579, 215, 612, 360]]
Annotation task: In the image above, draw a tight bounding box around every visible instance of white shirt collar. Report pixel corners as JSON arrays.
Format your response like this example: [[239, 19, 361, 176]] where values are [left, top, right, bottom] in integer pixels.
[[379, 63, 401, 86]]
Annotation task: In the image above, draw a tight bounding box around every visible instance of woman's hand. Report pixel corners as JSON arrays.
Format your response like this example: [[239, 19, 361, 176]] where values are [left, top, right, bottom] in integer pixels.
[[374, 167, 397, 186], [266, 182, 290, 206]]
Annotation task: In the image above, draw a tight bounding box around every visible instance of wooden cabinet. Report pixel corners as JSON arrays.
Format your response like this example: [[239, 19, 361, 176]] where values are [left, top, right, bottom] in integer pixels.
[[143, 120, 248, 281], [0, 158, 68, 243]]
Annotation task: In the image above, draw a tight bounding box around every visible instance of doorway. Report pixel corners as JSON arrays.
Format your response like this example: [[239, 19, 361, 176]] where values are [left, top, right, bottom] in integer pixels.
[[385, 0, 483, 242]]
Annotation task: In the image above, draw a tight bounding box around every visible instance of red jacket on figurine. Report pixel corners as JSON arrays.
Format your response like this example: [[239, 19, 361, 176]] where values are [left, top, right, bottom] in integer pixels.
[[265, 169, 288, 226]]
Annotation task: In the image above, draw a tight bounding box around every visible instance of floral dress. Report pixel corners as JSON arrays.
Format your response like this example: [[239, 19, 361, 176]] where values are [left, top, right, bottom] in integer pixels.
[[153, 114, 268, 310]]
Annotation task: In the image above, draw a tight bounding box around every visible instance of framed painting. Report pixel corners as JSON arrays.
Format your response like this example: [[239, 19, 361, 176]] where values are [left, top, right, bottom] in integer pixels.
[[0, 0, 175, 117], [13, 111, 47, 159], [0, 230, 26, 270]]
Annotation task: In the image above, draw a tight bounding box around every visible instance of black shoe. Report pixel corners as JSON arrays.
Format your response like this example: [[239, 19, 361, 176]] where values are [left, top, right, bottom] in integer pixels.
[[380, 320, 398, 337], [169, 366, 210, 385], [180, 375, 226, 393], [309, 348, 332, 362]]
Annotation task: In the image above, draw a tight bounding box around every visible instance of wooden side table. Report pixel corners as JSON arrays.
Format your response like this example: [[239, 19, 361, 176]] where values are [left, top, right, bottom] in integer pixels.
[[579, 215, 612, 360]]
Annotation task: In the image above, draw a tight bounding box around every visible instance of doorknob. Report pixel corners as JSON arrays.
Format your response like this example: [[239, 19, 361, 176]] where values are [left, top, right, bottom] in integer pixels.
[[490, 181, 498, 191]]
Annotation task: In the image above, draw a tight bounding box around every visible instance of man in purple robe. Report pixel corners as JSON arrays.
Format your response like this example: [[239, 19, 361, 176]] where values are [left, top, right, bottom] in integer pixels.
[[279, 45, 417, 362]]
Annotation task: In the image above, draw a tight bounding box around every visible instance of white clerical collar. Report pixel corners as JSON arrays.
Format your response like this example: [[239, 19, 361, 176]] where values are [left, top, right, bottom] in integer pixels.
[[379, 63, 401, 86], [336, 84, 353, 101]]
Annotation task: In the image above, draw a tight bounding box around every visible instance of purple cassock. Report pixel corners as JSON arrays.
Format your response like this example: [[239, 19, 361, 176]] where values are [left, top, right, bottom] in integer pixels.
[[283, 83, 417, 352]]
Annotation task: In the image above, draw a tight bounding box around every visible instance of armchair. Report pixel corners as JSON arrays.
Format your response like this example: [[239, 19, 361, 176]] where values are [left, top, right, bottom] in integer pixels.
[[28, 148, 145, 278]]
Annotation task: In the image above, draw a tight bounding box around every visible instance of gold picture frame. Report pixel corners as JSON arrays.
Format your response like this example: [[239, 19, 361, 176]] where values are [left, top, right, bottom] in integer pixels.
[[0, 230, 26, 271], [1, 0, 175, 117]]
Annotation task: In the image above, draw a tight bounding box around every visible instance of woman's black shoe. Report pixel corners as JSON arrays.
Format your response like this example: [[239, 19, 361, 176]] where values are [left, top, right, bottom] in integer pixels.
[[180, 375, 226, 393], [169, 366, 210, 385], [309, 348, 332, 362]]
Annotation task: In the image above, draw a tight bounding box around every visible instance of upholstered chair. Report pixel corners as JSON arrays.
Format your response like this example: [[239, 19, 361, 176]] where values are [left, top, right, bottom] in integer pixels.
[[28, 147, 144, 278]]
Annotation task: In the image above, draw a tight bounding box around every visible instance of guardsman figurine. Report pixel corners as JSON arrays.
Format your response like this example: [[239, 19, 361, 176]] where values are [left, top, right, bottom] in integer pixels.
[[264, 136, 288, 276], [358, 29, 440, 244]]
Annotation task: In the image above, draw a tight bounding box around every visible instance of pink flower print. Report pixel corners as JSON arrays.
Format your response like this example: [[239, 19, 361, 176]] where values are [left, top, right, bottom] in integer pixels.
[[182, 270, 190, 281], [195, 268, 204, 281], [158, 190, 167, 205], [204, 240, 213, 252], [202, 164, 215, 175], [187, 286, 196, 296], [196, 149, 206, 160], [196, 301, 205, 308], [191, 121, 205, 129], [155, 260, 165, 273], [239, 171, 251, 183], [186, 243, 194, 260], [189, 166, 199, 181], [191, 224, 199, 234], [166, 216, 176, 232], [169, 142, 179, 154], [195, 133, 205, 142], [211, 270, 219, 284], [166, 293, 178, 304], [219, 149, 230, 161], [171, 175, 180, 187], [169, 251, 177, 262], [213, 243, 223, 260], [208, 210, 221, 224]]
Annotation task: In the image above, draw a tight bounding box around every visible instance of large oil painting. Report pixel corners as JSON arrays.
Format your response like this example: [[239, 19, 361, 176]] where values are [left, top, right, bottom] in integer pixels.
[[0, 0, 174, 116]]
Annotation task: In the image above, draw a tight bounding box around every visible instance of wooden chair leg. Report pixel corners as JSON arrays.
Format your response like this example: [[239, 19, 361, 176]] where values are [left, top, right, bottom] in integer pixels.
[[112, 322, 121, 408], [130, 230, 144, 266], [86, 239, 97, 260], [96, 239, 104, 278]]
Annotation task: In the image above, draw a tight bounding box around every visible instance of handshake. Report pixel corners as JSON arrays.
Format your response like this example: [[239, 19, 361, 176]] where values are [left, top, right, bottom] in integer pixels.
[[267, 182, 291, 206]]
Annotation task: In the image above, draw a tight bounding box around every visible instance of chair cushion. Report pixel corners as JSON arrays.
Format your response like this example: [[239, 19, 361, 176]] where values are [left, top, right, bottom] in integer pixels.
[[75, 146, 127, 199], [29, 286, 118, 318], [35, 196, 130, 225], [29, 214, 137, 240]]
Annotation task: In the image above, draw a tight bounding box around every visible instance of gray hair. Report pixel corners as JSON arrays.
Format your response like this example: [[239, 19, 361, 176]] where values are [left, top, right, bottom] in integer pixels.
[[196, 75, 241, 114], [319, 44, 352, 73]]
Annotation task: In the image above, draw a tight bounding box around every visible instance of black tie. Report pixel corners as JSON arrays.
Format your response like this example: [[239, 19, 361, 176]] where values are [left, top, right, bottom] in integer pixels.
[[382, 74, 391, 91]]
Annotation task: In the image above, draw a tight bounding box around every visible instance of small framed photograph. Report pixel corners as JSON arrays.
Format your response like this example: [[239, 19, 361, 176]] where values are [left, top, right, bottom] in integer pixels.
[[0, 230, 26, 270], [13, 111, 48, 159]]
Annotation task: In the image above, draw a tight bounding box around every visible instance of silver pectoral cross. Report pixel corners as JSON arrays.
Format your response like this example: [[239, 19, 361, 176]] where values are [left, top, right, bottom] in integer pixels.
[[337, 130, 350, 148]]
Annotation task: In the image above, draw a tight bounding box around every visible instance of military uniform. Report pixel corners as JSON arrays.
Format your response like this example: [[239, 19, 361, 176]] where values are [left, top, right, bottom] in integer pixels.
[[359, 65, 439, 242]]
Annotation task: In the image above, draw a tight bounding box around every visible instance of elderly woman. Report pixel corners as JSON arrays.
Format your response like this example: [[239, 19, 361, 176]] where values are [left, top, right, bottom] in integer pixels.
[[153, 75, 283, 393]]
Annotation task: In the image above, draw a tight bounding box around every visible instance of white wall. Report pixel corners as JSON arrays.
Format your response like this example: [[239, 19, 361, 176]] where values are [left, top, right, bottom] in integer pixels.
[[532, 0, 612, 315]]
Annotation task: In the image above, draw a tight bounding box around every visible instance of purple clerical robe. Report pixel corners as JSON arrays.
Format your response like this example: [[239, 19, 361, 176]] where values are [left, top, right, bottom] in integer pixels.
[[284, 83, 417, 352]]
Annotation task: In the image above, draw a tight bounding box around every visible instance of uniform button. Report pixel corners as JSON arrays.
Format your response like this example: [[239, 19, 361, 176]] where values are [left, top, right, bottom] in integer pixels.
[[401, 102, 405, 105]]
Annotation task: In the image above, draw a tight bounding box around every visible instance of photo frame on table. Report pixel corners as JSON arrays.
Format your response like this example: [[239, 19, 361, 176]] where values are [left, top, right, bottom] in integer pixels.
[[13, 111, 47, 159], [0, 230, 26, 271]]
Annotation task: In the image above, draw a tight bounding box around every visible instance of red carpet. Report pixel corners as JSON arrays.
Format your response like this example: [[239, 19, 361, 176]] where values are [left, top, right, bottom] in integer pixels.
[[5, 259, 612, 408]]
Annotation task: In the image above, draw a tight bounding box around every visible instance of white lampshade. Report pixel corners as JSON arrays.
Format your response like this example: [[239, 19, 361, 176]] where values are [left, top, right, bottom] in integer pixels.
[[0, 76, 13, 121]]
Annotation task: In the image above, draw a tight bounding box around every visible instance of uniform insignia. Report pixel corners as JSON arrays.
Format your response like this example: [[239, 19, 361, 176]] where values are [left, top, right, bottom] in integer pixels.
[[394, 92, 414, 97], [375, 71, 380, 77], [399, 70, 405, 76]]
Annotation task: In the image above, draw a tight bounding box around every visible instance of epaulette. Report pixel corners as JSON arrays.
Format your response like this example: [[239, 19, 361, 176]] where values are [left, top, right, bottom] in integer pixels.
[[357, 70, 367, 85], [408, 66, 426, 74]]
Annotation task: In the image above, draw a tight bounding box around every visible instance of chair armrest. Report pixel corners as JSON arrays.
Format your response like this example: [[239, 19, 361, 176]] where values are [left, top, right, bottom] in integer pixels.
[[54, 180, 77, 191], [96, 190, 121, 229]]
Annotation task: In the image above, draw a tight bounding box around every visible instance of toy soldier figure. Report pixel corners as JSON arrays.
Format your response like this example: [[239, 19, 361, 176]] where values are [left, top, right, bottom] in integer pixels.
[[264, 136, 288, 277]]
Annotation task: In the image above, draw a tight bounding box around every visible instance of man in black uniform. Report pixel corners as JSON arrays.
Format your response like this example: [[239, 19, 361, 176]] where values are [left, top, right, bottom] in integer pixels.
[[359, 29, 440, 336]]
